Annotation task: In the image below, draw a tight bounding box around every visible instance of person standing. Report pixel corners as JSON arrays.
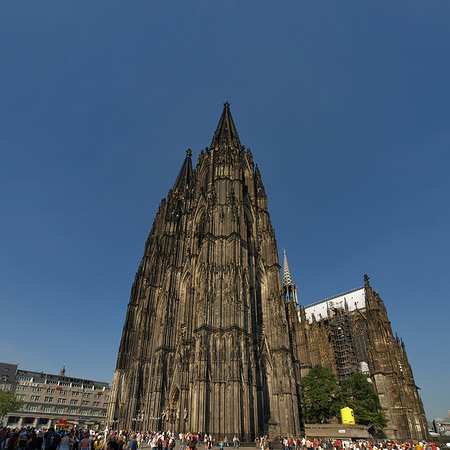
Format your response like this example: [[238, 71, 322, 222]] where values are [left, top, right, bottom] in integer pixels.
[[80, 433, 91, 450], [127, 435, 138, 450], [59, 433, 74, 450]]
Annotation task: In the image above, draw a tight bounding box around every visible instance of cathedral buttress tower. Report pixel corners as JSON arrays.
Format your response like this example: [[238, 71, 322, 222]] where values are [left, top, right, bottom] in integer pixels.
[[107, 103, 302, 440]]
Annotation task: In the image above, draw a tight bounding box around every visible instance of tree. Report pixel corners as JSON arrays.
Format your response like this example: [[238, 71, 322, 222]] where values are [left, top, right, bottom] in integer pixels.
[[301, 365, 341, 423], [340, 372, 387, 430], [0, 391, 22, 424]]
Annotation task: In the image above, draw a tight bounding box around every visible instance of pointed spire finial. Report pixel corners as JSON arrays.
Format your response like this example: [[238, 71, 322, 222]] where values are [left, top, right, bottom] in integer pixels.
[[283, 249, 293, 288], [173, 150, 193, 191], [211, 102, 241, 149], [283, 249, 299, 304]]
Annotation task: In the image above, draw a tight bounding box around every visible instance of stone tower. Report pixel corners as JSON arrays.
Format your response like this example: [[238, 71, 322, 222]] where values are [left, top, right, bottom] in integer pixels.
[[107, 103, 302, 439]]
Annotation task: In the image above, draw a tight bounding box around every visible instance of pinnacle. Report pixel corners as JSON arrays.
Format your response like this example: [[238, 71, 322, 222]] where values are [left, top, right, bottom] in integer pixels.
[[173, 149, 193, 191], [283, 249, 294, 288], [210, 102, 241, 149]]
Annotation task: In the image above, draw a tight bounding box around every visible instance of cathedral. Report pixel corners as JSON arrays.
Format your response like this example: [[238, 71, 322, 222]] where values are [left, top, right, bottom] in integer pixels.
[[107, 104, 428, 441]]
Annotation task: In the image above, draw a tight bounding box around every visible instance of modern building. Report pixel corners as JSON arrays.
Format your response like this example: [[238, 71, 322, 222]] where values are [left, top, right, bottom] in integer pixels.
[[432, 417, 450, 438], [0, 362, 19, 392], [107, 103, 428, 440], [1, 364, 110, 429]]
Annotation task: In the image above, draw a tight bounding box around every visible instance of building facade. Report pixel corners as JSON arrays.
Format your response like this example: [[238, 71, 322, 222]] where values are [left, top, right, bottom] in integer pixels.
[[0, 362, 19, 393], [107, 103, 302, 440], [283, 255, 429, 441], [108, 104, 428, 440], [1, 364, 110, 429]]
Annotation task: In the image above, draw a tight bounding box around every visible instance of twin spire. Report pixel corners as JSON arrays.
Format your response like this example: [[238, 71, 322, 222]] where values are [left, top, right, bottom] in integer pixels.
[[173, 149, 193, 191], [174, 103, 241, 190], [174, 105, 298, 306], [210, 102, 241, 149]]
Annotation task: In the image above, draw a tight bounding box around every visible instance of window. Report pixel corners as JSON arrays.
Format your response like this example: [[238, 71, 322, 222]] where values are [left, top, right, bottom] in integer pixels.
[[81, 400, 89, 406], [56, 407, 64, 414], [103, 403, 108, 408], [72, 391, 79, 396], [16, 394, 25, 400], [68, 408, 77, 414], [45, 397, 53, 402], [17, 385, 27, 391], [43, 406, 51, 413], [70, 399, 78, 405], [104, 395, 109, 400], [100, 410, 106, 416], [30, 396, 40, 401], [80, 409, 88, 415], [29, 405, 37, 412], [46, 380, 57, 385], [47, 388, 55, 393], [57, 398, 66, 404], [32, 387, 42, 392], [92, 402, 100, 407], [92, 410, 99, 416], [82, 393, 91, 398]]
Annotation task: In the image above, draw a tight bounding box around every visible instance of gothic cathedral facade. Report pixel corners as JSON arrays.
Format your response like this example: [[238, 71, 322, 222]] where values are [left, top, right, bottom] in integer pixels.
[[107, 104, 428, 441], [107, 103, 302, 440]]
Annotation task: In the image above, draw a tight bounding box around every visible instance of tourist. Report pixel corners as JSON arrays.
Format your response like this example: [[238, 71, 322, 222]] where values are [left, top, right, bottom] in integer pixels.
[[5, 433, 20, 450], [126, 435, 138, 450], [108, 436, 119, 450], [80, 433, 91, 450], [59, 433, 74, 450]]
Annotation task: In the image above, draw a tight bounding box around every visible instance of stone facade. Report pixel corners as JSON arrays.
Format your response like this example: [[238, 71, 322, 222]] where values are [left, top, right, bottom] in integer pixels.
[[108, 104, 428, 441], [107, 104, 302, 440], [285, 270, 428, 441]]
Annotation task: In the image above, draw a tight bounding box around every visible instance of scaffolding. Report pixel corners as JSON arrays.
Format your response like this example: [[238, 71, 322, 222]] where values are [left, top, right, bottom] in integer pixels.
[[330, 308, 359, 381]]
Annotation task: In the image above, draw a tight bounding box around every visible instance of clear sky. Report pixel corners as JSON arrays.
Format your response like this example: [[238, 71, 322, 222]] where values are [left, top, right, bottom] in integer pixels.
[[1, 1, 449, 421]]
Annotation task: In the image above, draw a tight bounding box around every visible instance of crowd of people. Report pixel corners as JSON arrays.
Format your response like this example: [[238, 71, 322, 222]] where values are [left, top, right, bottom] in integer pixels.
[[0, 427, 447, 450], [277, 438, 447, 450]]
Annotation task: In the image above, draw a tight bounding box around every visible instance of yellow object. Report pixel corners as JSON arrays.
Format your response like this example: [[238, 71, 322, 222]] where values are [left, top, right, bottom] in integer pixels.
[[341, 407, 355, 424]]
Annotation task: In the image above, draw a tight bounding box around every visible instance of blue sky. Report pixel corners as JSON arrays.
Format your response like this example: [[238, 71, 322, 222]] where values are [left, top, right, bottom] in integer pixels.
[[1, 1, 449, 420]]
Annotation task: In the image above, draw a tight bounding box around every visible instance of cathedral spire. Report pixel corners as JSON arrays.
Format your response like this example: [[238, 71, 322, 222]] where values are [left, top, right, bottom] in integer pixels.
[[283, 249, 293, 288], [210, 102, 241, 149], [174, 149, 193, 191], [283, 249, 298, 304]]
